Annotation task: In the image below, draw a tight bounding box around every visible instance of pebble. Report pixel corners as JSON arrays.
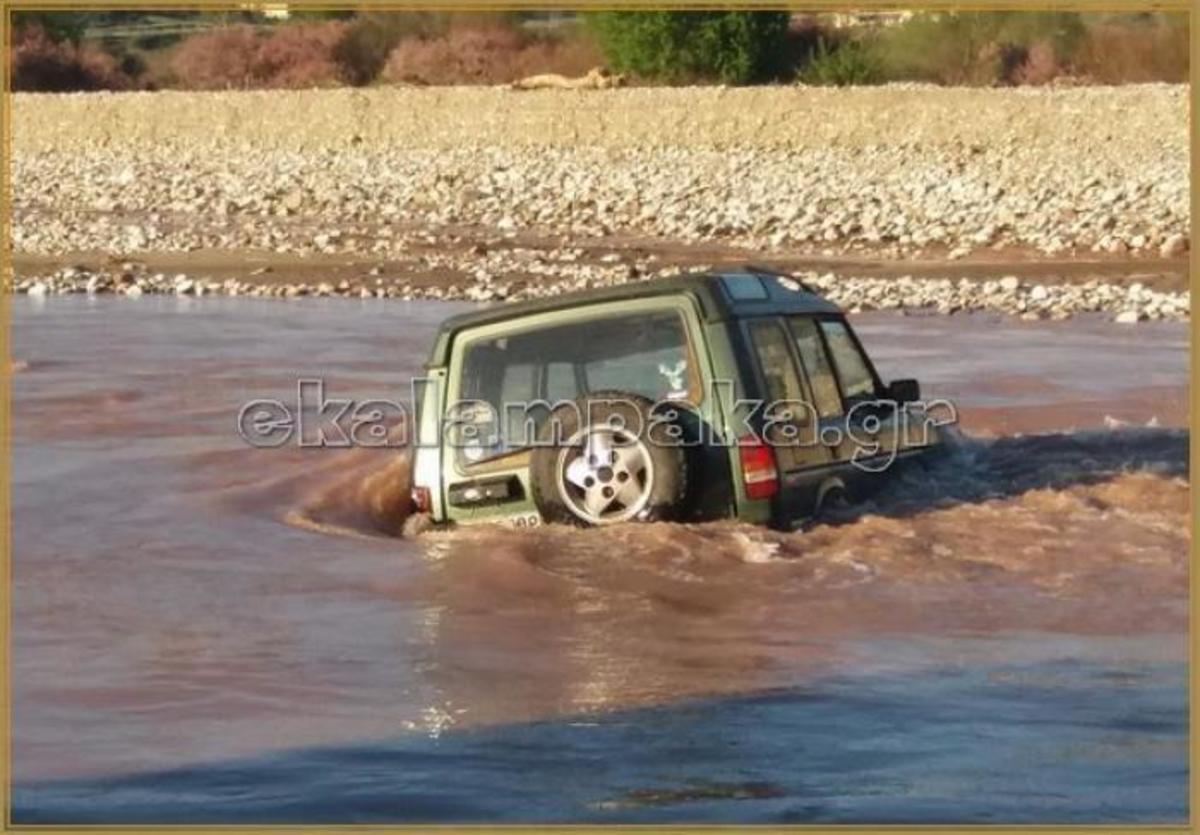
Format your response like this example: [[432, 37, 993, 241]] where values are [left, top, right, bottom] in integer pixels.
[[10, 90, 1187, 263], [7, 86, 1188, 326], [1160, 233, 1189, 258]]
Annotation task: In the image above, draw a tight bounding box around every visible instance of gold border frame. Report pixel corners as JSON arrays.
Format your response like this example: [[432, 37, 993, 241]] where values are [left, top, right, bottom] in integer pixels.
[[0, 2, 1194, 832]]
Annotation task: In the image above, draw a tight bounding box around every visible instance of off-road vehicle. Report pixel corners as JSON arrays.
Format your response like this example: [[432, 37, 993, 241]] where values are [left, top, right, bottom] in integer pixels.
[[408, 268, 944, 531]]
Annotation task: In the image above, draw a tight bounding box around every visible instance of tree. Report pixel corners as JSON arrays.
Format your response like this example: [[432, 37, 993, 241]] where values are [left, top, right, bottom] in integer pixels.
[[588, 12, 789, 84], [12, 12, 88, 44]]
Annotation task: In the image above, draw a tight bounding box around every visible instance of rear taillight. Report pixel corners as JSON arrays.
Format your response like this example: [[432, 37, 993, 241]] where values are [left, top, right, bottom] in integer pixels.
[[411, 486, 432, 514], [738, 437, 778, 501]]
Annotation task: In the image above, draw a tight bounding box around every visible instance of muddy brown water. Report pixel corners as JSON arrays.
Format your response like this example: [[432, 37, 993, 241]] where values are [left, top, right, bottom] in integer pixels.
[[9, 296, 1190, 823]]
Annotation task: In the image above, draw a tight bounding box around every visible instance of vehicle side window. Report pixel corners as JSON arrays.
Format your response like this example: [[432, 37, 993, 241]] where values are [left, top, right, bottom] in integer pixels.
[[788, 317, 843, 418], [818, 319, 877, 403], [748, 320, 806, 405]]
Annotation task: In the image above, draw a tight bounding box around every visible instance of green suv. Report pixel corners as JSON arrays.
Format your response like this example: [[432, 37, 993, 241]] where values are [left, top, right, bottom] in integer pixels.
[[407, 268, 944, 532]]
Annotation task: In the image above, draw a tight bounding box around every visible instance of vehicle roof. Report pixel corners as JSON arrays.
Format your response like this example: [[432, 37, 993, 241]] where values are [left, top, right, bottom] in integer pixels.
[[426, 267, 843, 368]]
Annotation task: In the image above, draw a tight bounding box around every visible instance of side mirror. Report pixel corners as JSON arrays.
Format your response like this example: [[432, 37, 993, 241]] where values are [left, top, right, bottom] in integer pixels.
[[887, 378, 920, 404]]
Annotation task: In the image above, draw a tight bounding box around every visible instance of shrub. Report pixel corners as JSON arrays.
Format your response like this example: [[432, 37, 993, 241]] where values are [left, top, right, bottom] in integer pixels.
[[385, 25, 522, 85], [169, 22, 347, 89], [991, 11, 1087, 60], [333, 11, 525, 85], [1011, 41, 1062, 85], [873, 12, 1085, 85], [1070, 16, 1188, 83], [11, 23, 135, 91], [168, 25, 260, 89], [835, 11, 1186, 87], [75, 46, 134, 90], [117, 50, 147, 81], [587, 11, 790, 84], [335, 14, 422, 86], [254, 21, 347, 88], [383, 24, 603, 85], [799, 37, 883, 86]]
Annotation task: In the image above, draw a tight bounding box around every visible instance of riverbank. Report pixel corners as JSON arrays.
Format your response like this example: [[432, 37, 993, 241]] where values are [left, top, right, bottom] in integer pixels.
[[10, 84, 1190, 321], [10, 244, 1190, 322]]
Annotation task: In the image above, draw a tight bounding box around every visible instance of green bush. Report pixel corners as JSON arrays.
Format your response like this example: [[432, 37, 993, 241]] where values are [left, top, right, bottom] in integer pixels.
[[800, 37, 882, 86], [587, 11, 789, 84]]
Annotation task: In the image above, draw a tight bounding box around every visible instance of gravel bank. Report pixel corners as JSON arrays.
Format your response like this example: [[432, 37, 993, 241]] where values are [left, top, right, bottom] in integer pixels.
[[11, 84, 1186, 152], [14, 260, 1188, 324], [10, 84, 1190, 321]]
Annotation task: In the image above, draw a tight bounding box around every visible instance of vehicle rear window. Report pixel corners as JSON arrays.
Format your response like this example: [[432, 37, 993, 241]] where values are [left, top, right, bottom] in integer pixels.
[[544, 361, 577, 403], [455, 309, 696, 463]]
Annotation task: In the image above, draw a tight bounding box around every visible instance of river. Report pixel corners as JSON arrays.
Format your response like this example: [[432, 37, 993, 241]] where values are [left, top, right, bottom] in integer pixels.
[[9, 295, 1189, 823]]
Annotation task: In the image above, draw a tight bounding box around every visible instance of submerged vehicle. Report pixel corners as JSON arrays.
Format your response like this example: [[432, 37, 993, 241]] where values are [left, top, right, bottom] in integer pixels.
[[408, 267, 944, 532]]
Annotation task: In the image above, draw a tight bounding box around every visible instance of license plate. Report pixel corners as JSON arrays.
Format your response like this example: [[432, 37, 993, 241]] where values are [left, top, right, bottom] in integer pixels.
[[504, 512, 542, 529]]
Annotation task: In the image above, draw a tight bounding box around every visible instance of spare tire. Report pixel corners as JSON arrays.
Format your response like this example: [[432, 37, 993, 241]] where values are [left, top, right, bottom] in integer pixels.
[[530, 391, 688, 526]]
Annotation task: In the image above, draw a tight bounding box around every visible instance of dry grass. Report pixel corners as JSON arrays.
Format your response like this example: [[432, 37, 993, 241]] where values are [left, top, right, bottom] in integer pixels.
[[1071, 22, 1189, 84]]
